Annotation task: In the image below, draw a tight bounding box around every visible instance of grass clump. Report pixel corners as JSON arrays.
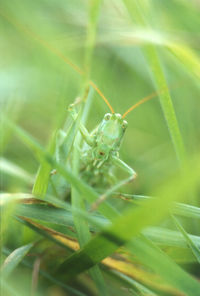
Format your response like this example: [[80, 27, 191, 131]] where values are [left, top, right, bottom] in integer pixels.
[[1, 1, 200, 295]]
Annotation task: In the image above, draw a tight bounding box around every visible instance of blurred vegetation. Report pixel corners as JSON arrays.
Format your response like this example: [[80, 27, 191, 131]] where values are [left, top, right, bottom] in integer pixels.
[[1, 0, 200, 295]]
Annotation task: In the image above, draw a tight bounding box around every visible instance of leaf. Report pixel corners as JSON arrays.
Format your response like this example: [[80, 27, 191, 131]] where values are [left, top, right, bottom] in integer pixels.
[[1, 243, 33, 278]]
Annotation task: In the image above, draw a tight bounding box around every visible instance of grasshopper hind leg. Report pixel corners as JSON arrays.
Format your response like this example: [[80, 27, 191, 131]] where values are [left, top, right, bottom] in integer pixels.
[[90, 156, 137, 211]]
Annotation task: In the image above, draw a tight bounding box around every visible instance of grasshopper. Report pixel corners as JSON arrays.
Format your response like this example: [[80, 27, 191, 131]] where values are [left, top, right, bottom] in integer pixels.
[[50, 91, 156, 210], [50, 89, 156, 210]]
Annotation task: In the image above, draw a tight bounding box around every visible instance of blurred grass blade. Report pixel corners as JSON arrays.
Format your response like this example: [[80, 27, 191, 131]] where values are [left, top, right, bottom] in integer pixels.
[[143, 46, 185, 163], [143, 226, 200, 248], [173, 202, 200, 219], [129, 235, 200, 296], [1, 243, 33, 278], [172, 215, 200, 263], [168, 43, 200, 81], [32, 132, 56, 198], [123, 194, 200, 220], [0, 157, 33, 184]]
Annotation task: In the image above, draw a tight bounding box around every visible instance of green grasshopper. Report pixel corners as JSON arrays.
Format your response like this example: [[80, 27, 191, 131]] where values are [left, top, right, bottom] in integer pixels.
[[68, 89, 171, 211], [51, 91, 156, 210]]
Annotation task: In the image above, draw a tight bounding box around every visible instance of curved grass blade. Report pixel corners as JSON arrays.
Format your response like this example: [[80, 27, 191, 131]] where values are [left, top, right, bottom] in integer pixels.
[[172, 215, 200, 264], [12, 200, 200, 249], [1, 243, 33, 278]]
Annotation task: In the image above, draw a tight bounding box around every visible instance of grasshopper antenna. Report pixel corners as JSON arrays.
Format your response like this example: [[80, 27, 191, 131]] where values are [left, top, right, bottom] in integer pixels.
[[122, 91, 158, 118], [0, 10, 114, 114], [122, 80, 183, 118]]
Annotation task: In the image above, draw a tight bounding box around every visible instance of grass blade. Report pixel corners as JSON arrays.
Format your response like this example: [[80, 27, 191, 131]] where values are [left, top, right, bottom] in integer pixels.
[[0, 157, 33, 184], [1, 243, 33, 278], [129, 235, 200, 296], [122, 0, 185, 164], [172, 215, 200, 263], [32, 133, 56, 197]]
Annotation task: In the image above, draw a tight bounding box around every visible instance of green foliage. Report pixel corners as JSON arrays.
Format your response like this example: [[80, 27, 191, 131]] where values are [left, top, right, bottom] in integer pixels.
[[1, 1, 200, 295]]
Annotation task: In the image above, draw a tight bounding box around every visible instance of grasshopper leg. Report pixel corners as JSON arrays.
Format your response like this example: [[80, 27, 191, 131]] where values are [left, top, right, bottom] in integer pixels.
[[90, 155, 137, 211], [68, 104, 94, 147]]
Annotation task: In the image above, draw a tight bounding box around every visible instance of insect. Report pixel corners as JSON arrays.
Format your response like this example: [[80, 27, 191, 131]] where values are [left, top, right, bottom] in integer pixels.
[[66, 92, 156, 210]]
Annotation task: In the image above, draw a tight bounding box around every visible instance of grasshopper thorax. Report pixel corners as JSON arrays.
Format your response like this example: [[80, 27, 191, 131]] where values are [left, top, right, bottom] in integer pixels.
[[94, 113, 128, 159]]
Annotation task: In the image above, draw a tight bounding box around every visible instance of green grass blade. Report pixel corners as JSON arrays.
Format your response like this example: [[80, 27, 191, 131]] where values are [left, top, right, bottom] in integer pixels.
[[0, 157, 33, 184], [129, 235, 200, 296], [122, 0, 185, 164], [32, 132, 56, 197], [168, 43, 200, 81], [13, 201, 200, 249], [173, 202, 200, 219], [121, 194, 200, 220], [144, 46, 185, 163], [71, 0, 108, 291], [1, 243, 33, 278], [172, 215, 200, 263], [143, 226, 200, 248]]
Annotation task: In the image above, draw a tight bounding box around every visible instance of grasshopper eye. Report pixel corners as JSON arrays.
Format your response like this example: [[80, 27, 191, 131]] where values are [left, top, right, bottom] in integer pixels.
[[122, 120, 128, 129], [104, 113, 111, 120]]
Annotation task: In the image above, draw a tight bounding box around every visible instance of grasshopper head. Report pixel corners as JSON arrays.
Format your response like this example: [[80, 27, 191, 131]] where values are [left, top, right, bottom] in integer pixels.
[[95, 113, 128, 158]]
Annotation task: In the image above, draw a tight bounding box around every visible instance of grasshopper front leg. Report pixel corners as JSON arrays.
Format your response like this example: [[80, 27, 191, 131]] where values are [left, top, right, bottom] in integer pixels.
[[90, 155, 137, 211], [68, 104, 94, 147]]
